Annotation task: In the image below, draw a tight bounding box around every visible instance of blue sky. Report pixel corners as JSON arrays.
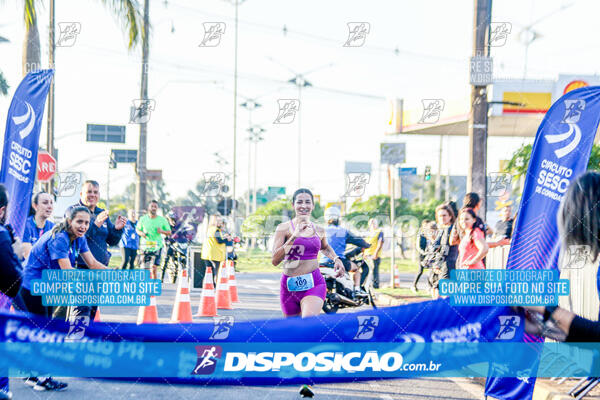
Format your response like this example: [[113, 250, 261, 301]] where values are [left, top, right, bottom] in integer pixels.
[[0, 0, 597, 203]]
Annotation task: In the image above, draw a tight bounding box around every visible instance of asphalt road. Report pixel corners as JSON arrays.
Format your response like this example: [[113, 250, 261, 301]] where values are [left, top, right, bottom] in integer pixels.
[[7, 271, 483, 400]]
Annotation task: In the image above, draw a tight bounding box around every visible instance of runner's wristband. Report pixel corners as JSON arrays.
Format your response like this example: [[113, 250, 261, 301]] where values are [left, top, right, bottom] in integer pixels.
[[543, 306, 559, 322]]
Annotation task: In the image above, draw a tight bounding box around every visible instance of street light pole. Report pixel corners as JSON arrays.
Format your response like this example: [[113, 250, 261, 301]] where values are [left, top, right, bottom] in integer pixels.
[[240, 99, 261, 215], [468, 0, 491, 219], [46, 0, 55, 194], [231, 0, 239, 231], [247, 126, 265, 213], [297, 83, 302, 188], [136, 0, 150, 213], [290, 76, 310, 188]]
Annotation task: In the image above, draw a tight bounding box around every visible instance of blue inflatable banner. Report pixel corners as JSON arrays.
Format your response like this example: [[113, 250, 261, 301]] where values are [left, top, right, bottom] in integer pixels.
[[0, 299, 533, 384], [0, 69, 54, 239], [485, 86, 600, 399]]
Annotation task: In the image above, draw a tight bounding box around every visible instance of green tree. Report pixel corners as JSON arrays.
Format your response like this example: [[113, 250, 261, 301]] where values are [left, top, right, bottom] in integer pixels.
[[21, 0, 143, 75], [241, 199, 293, 239], [148, 179, 173, 214], [345, 195, 436, 229], [0, 35, 9, 95], [241, 198, 323, 239], [504, 143, 600, 193]]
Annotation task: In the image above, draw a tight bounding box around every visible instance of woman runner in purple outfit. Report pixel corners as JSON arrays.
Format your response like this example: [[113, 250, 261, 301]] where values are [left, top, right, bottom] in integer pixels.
[[271, 188, 344, 398], [272, 188, 344, 317]]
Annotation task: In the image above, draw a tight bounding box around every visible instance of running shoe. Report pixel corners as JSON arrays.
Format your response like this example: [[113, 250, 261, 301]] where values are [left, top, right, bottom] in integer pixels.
[[411, 286, 418, 294], [0, 390, 12, 400], [299, 384, 314, 398], [33, 377, 68, 391], [23, 377, 38, 387]]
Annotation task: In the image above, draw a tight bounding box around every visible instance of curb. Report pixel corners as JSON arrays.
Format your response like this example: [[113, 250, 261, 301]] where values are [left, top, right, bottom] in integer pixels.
[[532, 381, 574, 400], [374, 293, 406, 307], [461, 377, 574, 400]]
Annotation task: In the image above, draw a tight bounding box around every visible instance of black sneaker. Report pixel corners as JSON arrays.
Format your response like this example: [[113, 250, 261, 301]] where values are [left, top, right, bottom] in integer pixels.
[[23, 377, 38, 387], [299, 384, 314, 398], [33, 377, 68, 391]]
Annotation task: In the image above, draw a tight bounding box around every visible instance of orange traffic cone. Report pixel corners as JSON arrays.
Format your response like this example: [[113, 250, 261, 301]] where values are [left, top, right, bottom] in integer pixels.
[[94, 307, 102, 322], [216, 262, 233, 310], [137, 295, 159, 324], [9, 305, 14, 313], [227, 260, 239, 303], [170, 268, 193, 323], [196, 267, 217, 317]]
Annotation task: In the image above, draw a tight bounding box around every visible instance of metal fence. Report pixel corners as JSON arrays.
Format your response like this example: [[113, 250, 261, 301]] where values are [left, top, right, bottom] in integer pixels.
[[487, 246, 599, 321]]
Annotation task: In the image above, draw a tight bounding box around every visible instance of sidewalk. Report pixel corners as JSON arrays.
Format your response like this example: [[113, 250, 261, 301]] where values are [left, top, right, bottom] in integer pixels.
[[467, 373, 600, 399]]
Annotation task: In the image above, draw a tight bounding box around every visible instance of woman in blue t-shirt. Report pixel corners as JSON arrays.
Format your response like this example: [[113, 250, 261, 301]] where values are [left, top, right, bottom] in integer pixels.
[[22, 192, 55, 260], [18, 206, 107, 318]]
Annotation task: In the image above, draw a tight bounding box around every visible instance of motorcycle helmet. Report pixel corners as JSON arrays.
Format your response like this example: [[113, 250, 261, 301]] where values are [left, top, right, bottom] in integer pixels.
[[324, 206, 341, 225]]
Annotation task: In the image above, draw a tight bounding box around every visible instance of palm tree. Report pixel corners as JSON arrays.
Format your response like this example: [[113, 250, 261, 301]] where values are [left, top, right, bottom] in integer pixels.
[[22, 0, 145, 75], [0, 34, 9, 95]]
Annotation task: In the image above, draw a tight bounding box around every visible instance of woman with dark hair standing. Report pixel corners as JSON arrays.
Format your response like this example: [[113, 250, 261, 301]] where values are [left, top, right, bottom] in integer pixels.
[[429, 204, 458, 299], [0, 184, 26, 400], [22, 192, 55, 259], [524, 172, 600, 341], [456, 208, 489, 269], [271, 188, 344, 398], [17, 206, 107, 392]]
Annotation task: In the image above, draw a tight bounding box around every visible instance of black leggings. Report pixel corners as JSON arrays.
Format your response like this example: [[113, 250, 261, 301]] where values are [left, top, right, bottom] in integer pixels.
[[197, 260, 221, 287], [413, 264, 426, 288], [121, 247, 137, 269], [16, 287, 53, 317]]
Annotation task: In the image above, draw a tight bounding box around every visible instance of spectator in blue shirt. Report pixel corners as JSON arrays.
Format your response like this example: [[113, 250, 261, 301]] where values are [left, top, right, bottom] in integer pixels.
[[22, 192, 55, 260], [17, 205, 107, 392], [65, 180, 126, 321], [119, 209, 139, 269], [71, 180, 127, 266]]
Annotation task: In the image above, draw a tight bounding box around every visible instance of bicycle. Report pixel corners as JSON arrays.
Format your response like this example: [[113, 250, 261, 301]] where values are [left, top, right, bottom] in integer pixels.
[[160, 238, 189, 283], [138, 240, 161, 279]]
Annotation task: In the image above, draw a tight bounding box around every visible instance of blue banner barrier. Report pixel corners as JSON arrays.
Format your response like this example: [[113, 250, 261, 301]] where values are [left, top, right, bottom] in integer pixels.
[[0, 70, 54, 239], [485, 86, 600, 400], [0, 298, 531, 384]]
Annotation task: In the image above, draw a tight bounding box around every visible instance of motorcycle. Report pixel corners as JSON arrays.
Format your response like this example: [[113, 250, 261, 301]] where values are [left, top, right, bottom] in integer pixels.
[[319, 246, 377, 314], [226, 236, 241, 270]]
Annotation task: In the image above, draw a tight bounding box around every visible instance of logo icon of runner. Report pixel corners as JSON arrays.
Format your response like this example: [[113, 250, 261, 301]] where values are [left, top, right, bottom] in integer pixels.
[[495, 315, 521, 340], [418, 99, 445, 124], [354, 316, 379, 340], [199, 22, 226, 47], [545, 99, 585, 158], [66, 316, 90, 340], [343, 22, 370, 47], [192, 345, 223, 375], [564, 245, 592, 269], [273, 99, 300, 124], [210, 316, 234, 340]]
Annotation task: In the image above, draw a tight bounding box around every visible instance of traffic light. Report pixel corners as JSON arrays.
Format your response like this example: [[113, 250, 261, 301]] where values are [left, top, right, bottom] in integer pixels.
[[424, 166, 431, 181]]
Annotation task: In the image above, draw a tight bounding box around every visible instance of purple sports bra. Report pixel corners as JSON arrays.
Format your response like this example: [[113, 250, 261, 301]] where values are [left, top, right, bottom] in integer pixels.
[[284, 220, 321, 261]]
